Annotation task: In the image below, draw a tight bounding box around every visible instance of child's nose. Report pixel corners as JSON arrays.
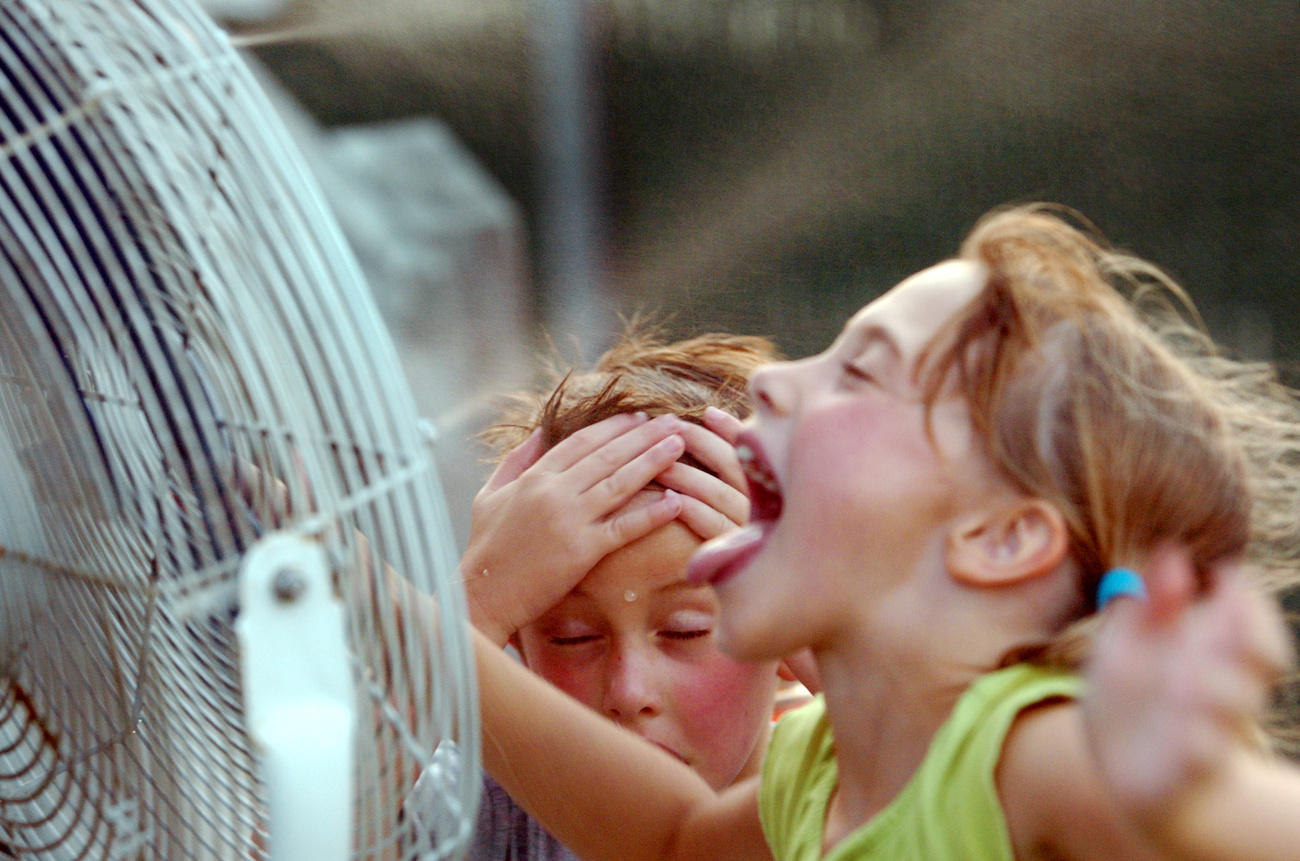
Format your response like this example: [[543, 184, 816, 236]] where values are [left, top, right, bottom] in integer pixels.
[[601, 644, 661, 721], [750, 359, 805, 416]]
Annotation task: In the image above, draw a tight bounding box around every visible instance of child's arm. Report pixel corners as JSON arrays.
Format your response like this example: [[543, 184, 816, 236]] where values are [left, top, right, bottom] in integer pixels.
[[1080, 545, 1299, 861], [474, 623, 773, 861], [462, 412, 688, 645], [1148, 753, 1300, 861], [997, 700, 1169, 860]]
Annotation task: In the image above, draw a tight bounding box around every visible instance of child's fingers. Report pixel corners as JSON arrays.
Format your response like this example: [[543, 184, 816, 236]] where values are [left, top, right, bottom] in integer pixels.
[[656, 461, 749, 526], [598, 489, 683, 550], [1245, 587, 1297, 676], [482, 428, 546, 492], [533, 412, 656, 474], [1140, 543, 1197, 629], [702, 405, 745, 444], [674, 420, 746, 493], [675, 494, 743, 541], [558, 414, 684, 492], [581, 432, 685, 511], [780, 648, 822, 695], [230, 454, 296, 528], [289, 447, 316, 517], [1211, 570, 1294, 682], [1193, 661, 1274, 726], [1174, 713, 1236, 785]]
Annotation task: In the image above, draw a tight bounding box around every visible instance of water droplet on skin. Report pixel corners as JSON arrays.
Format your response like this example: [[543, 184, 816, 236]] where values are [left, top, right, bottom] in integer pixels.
[[624, 590, 638, 603]]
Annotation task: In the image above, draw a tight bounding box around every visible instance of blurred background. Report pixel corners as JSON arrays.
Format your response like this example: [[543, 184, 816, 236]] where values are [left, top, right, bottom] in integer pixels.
[[213, 0, 1298, 544]]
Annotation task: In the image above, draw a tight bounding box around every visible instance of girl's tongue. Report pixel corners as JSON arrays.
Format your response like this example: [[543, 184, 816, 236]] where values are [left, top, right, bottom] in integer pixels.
[[685, 523, 768, 586]]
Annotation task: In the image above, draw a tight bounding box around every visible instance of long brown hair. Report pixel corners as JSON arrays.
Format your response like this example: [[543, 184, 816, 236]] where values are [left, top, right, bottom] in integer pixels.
[[919, 204, 1300, 748]]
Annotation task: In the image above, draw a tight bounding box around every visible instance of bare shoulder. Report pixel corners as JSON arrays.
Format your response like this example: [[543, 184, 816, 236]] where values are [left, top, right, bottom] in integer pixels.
[[996, 698, 1165, 860]]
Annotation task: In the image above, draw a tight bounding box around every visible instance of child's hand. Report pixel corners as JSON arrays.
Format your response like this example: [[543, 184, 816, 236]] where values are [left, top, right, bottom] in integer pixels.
[[462, 412, 687, 646], [654, 406, 751, 541], [1083, 545, 1293, 820]]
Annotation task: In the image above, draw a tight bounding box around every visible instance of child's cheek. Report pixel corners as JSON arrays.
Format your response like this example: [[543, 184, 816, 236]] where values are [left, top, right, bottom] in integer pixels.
[[671, 657, 774, 776], [527, 651, 604, 712]]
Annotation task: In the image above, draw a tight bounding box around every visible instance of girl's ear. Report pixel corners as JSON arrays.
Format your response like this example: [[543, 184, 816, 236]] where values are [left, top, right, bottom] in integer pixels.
[[946, 498, 1069, 587]]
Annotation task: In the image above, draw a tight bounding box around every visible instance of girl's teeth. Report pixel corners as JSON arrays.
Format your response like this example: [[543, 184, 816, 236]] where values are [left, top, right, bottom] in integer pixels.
[[739, 447, 779, 496]]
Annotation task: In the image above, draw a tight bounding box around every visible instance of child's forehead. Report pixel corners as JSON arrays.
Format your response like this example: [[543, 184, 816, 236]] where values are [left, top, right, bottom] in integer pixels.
[[572, 520, 708, 599], [566, 575, 712, 606], [840, 259, 988, 347], [552, 575, 717, 624]]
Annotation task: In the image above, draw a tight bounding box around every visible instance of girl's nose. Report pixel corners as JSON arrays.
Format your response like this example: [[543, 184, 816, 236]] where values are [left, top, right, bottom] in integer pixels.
[[750, 360, 796, 416], [601, 644, 661, 721]]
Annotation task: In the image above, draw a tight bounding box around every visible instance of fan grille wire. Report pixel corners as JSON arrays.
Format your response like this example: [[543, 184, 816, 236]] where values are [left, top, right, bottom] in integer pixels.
[[0, 1, 480, 857]]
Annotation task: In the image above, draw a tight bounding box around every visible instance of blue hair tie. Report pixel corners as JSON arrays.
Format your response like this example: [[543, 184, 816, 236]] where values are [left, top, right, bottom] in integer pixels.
[[1097, 567, 1146, 610]]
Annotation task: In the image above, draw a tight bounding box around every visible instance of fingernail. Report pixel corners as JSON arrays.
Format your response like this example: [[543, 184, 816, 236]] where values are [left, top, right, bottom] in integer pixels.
[[633, 411, 649, 422]]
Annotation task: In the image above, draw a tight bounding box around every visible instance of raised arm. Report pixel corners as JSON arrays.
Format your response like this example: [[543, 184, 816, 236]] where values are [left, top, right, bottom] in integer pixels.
[[1081, 545, 1300, 861]]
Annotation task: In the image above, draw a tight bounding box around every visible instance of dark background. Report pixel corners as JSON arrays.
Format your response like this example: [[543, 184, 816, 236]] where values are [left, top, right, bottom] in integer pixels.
[[251, 0, 1299, 373]]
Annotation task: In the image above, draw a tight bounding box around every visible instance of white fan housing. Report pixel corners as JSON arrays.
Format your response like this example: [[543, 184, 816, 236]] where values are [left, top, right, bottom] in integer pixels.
[[0, 1, 480, 858]]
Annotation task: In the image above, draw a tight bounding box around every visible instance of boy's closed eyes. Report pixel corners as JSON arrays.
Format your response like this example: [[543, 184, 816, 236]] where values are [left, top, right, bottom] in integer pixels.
[[513, 519, 780, 790], [538, 604, 718, 648]]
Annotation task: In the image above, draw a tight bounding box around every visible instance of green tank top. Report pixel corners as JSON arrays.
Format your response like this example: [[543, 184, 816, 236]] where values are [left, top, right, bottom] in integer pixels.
[[759, 663, 1082, 860]]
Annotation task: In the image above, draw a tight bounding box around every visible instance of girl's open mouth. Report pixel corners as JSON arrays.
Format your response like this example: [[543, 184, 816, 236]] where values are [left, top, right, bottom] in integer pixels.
[[686, 433, 782, 586], [737, 438, 783, 524]]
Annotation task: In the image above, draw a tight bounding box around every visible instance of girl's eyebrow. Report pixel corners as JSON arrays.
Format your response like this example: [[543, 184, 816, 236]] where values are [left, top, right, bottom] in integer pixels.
[[840, 321, 902, 362]]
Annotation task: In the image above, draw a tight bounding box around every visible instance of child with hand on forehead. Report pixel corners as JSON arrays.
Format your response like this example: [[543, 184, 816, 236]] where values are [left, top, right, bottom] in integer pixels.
[[464, 203, 1300, 860], [451, 326, 800, 860]]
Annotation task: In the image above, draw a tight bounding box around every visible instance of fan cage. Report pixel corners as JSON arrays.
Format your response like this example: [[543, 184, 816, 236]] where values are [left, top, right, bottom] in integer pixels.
[[0, 0, 480, 858]]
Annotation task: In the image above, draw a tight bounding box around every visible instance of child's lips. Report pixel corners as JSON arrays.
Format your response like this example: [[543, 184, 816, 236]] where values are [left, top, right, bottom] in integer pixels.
[[650, 740, 688, 765]]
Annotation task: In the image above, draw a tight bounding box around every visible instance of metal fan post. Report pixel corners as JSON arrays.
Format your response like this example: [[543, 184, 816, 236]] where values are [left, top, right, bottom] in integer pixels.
[[237, 533, 355, 861]]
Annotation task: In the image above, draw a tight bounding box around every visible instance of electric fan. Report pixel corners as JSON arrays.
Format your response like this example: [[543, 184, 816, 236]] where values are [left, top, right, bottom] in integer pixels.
[[0, 0, 480, 858]]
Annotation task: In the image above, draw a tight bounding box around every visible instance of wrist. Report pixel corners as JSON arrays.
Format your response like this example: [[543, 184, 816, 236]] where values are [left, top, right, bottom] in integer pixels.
[[1132, 750, 1245, 846], [461, 562, 513, 648]]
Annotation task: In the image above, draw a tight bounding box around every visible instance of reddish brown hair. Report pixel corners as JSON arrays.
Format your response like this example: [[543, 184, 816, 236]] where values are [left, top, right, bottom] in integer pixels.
[[481, 324, 781, 471]]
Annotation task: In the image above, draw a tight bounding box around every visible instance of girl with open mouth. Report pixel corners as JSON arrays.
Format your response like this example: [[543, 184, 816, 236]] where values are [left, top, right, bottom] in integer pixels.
[[467, 203, 1300, 861]]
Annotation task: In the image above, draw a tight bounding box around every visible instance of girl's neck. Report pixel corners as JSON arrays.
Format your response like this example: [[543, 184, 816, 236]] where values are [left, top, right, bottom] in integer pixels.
[[815, 638, 974, 839], [807, 537, 1083, 850], [812, 591, 1045, 847]]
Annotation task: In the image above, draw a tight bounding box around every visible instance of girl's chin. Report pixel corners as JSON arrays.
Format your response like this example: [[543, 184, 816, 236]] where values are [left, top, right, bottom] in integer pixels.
[[713, 587, 784, 663]]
